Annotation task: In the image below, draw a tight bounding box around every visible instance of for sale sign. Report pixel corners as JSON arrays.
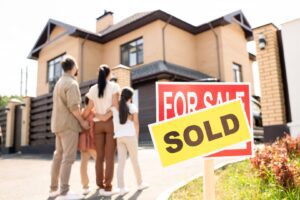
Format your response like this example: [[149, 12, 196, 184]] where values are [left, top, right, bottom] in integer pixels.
[[149, 100, 251, 167], [156, 82, 253, 157]]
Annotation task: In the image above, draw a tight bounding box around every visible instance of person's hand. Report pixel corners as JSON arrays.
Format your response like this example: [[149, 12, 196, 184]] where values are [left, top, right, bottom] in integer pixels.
[[81, 120, 90, 130], [106, 107, 112, 113], [128, 114, 133, 121], [95, 113, 105, 121]]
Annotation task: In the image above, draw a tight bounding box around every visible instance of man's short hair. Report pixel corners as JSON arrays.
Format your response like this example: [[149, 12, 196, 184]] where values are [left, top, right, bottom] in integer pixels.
[[61, 57, 75, 72]]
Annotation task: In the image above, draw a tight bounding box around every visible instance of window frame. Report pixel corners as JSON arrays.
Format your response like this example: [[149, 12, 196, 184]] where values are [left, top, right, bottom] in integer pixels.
[[120, 37, 143, 67], [46, 53, 66, 83], [232, 62, 243, 82]]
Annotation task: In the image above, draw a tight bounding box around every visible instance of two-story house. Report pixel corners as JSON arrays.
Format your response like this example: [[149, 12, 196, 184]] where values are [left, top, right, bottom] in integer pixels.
[[28, 9, 255, 143]]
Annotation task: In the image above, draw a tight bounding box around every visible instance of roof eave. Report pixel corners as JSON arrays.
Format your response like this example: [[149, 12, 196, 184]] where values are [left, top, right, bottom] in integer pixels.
[[100, 10, 196, 43], [28, 19, 78, 60], [102, 10, 253, 42], [131, 61, 212, 84]]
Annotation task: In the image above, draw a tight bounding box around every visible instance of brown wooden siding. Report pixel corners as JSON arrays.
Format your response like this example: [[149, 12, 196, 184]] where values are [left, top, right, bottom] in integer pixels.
[[30, 93, 53, 145], [29, 78, 156, 147], [29, 80, 97, 146], [134, 81, 156, 145], [0, 107, 7, 148], [13, 105, 22, 152]]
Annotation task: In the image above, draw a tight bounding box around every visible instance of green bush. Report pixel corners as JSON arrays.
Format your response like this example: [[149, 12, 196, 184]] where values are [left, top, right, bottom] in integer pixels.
[[251, 134, 300, 189]]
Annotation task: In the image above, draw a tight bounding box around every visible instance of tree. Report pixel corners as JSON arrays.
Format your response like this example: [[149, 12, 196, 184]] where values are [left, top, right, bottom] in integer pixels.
[[0, 95, 23, 107]]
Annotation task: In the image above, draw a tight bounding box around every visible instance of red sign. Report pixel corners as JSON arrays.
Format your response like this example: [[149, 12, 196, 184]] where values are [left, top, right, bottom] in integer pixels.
[[156, 82, 253, 157]]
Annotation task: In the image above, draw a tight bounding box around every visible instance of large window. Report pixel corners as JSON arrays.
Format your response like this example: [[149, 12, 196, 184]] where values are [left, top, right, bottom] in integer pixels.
[[47, 54, 65, 92], [121, 38, 143, 67], [233, 63, 243, 82]]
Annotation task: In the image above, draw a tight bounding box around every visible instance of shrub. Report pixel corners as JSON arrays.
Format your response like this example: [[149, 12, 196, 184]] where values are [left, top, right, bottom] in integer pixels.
[[250, 134, 300, 189]]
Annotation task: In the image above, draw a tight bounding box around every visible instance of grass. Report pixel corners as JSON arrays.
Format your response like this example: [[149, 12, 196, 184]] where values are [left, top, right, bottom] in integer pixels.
[[169, 159, 300, 200]]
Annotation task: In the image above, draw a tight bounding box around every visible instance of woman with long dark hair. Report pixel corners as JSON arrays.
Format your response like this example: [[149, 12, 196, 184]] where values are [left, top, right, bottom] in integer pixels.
[[85, 64, 120, 196]]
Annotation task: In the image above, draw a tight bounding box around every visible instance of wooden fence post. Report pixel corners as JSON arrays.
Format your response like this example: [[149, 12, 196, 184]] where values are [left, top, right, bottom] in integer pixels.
[[5, 100, 20, 148], [203, 158, 215, 200], [21, 97, 31, 146]]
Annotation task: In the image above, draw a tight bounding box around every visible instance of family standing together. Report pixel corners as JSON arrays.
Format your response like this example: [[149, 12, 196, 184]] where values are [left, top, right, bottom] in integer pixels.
[[49, 56, 148, 199]]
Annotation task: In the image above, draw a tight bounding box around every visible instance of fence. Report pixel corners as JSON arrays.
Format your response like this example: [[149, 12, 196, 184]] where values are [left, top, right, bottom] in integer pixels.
[[29, 80, 97, 146], [0, 66, 133, 153], [0, 107, 7, 151], [29, 93, 53, 145]]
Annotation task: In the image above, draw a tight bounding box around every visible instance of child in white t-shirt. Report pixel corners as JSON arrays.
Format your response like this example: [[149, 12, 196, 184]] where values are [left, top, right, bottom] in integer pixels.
[[98, 87, 148, 196]]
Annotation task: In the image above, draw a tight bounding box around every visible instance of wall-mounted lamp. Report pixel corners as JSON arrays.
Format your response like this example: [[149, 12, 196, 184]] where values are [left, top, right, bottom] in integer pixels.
[[258, 33, 267, 50], [20, 103, 26, 109], [110, 74, 118, 83], [4, 108, 10, 113]]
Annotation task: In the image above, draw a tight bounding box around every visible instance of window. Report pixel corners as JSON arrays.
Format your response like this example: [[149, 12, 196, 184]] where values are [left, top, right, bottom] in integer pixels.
[[47, 54, 65, 92], [233, 63, 243, 82], [121, 38, 143, 67]]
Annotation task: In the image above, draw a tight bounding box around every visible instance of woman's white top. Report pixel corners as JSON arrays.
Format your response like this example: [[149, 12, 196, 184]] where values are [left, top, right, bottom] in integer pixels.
[[86, 81, 120, 122], [111, 103, 138, 138]]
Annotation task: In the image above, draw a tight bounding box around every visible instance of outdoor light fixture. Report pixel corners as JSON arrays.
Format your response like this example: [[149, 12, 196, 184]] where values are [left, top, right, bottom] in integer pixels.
[[110, 74, 117, 82], [20, 103, 26, 109], [258, 33, 267, 50]]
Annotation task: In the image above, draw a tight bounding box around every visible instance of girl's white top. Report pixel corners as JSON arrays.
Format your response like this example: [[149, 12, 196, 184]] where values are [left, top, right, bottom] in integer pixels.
[[86, 81, 120, 122], [111, 103, 138, 138]]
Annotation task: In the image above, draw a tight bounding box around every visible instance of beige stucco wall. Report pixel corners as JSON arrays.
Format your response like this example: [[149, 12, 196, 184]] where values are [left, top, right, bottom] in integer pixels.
[[80, 39, 103, 82], [221, 24, 253, 83], [195, 27, 221, 78], [219, 23, 254, 87], [161, 22, 253, 86], [164, 23, 197, 69], [37, 27, 81, 95], [102, 20, 164, 68]]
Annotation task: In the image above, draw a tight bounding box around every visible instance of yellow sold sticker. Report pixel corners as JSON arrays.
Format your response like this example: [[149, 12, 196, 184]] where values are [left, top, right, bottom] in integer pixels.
[[148, 99, 251, 167]]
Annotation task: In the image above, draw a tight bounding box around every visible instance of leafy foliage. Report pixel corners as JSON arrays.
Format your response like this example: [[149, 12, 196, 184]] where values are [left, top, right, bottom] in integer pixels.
[[251, 134, 300, 189], [170, 135, 300, 200], [0, 95, 23, 107]]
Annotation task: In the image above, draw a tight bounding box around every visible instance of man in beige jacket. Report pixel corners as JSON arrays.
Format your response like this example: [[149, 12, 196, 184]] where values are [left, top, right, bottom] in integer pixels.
[[49, 56, 89, 199]]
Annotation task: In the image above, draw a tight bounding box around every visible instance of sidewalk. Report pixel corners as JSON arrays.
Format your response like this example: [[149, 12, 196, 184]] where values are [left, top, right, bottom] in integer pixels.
[[0, 147, 246, 200]]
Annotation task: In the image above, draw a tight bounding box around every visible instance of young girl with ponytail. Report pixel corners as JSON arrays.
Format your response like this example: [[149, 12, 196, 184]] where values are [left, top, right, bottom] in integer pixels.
[[115, 87, 149, 195], [99, 87, 148, 195]]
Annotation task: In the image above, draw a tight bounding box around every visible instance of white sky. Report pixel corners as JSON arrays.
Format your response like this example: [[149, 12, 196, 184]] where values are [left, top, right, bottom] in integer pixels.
[[0, 0, 299, 97]]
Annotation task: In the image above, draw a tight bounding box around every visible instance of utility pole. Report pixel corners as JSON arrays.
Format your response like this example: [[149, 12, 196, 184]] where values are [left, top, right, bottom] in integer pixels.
[[20, 67, 23, 96], [25, 65, 28, 96]]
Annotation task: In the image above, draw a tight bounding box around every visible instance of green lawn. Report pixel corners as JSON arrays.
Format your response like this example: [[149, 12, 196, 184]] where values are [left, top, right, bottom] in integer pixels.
[[169, 159, 300, 200]]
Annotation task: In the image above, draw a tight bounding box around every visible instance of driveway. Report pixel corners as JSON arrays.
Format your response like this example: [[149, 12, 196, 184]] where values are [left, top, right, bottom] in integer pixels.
[[0, 147, 247, 200]]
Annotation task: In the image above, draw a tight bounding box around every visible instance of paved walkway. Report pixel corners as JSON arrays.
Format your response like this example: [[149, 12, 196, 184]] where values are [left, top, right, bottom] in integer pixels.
[[0, 147, 247, 200]]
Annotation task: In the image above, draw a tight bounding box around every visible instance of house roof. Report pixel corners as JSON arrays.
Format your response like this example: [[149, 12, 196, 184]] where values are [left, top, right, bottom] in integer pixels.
[[99, 11, 154, 36], [131, 60, 212, 84], [29, 10, 253, 59], [28, 19, 103, 59]]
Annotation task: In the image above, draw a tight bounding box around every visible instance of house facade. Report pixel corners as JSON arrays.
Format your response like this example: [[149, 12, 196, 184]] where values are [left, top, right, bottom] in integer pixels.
[[29, 10, 255, 143]]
